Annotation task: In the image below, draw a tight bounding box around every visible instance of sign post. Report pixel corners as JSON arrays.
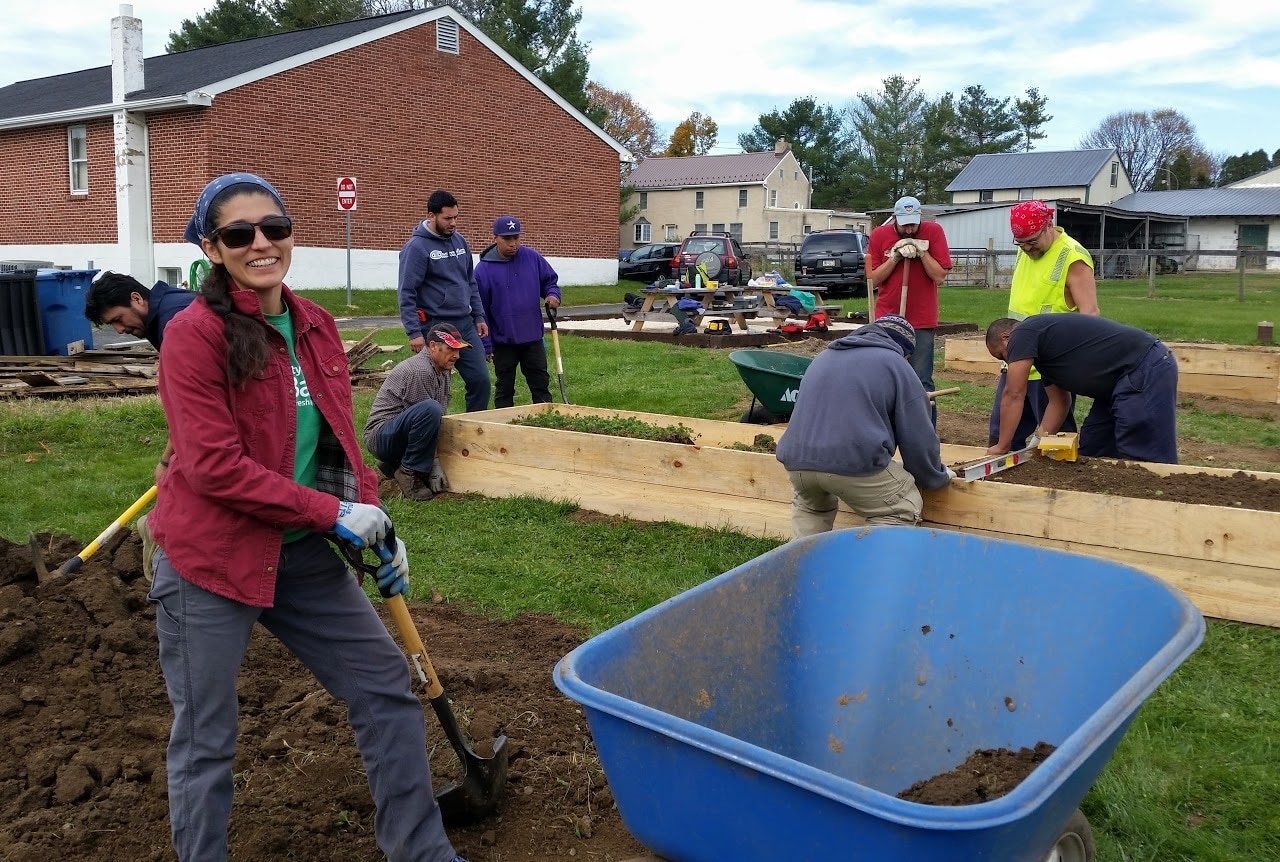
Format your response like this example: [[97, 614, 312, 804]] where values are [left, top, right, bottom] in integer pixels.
[[337, 177, 358, 305]]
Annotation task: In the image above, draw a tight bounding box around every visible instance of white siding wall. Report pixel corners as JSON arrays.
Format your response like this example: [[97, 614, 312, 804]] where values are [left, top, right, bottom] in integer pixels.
[[1188, 218, 1280, 272]]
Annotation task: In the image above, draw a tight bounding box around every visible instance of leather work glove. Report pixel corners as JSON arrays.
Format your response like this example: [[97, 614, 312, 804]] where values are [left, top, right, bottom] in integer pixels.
[[373, 537, 409, 598], [899, 241, 921, 259], [912, 238, 930, 254], [333, 501, 391, 549], [427, 458, 449, 495]]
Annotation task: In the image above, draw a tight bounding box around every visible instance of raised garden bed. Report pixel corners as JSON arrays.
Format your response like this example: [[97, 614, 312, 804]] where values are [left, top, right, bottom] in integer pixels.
[[438, 404, 1280, 627]]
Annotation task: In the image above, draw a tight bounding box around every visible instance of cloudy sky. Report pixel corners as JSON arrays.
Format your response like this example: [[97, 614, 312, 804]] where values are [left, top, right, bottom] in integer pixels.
[[3, 0, 1278, 160]]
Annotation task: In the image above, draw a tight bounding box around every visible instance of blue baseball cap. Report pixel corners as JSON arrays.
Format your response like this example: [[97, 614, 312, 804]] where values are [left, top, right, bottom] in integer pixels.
[[493, 215, 521, 236]]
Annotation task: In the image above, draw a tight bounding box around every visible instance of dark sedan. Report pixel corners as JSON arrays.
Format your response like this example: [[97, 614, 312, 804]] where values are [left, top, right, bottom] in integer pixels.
[[618, 242, 679, 281]]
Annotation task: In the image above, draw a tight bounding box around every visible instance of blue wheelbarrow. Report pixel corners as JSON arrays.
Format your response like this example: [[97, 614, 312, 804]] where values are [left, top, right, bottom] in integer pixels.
[[728, 349, 813, 424], [555, 527, 1205, 861]]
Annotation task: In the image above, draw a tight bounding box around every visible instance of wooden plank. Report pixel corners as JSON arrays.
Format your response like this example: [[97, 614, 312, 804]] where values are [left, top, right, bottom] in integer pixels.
[[1178, 372, 1278, 402], [922, 481, 1276, 570]]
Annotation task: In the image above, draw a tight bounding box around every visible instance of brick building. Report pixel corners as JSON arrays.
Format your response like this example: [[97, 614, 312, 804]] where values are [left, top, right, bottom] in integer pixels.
[[0, 6, 629, 287]]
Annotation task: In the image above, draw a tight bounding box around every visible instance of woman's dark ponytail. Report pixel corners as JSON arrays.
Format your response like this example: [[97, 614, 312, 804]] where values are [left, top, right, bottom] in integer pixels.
[[199, 187, 273, 386]]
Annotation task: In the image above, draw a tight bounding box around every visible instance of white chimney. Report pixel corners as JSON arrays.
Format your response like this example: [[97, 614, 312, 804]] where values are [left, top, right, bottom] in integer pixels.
[[774, 137, 789, 154], [111, 4, 144, 102]]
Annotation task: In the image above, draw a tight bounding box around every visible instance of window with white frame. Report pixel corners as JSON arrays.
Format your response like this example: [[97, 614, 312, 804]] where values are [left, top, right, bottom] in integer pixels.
[[769, 221, 779, 240], [1019, 188, 1033, 200], [694, 223, 707, 233], [769, 189, 778, 207], [738, 188, 748, 207], [436, 19, 460, 53], [633, 221, 651, 243], [979, 190, 994, 202], [802, 224, 812, 234], [159, 267, 182, 287], [638, 192, 648, 210], [1110, 162, 1119, 187], [712, 223, 725, 234], [664, 224, 678, 241], [695, 190, 704, 209], [729, 223, 742, 242], [68, 125, 88, 194]]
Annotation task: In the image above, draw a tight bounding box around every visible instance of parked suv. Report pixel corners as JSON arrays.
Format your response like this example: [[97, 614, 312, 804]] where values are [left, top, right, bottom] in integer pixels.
[[794, 229, 868, 296], [618, 242, 680, 281], [672, 232, 753, 286]]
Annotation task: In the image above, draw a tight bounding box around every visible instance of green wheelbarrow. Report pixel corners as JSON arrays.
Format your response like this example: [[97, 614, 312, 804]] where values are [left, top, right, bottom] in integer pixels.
[[728, 349, 813, 424]]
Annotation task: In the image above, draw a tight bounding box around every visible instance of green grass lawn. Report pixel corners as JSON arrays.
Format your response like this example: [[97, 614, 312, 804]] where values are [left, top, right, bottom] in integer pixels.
[[5, 277, 1280, 861]]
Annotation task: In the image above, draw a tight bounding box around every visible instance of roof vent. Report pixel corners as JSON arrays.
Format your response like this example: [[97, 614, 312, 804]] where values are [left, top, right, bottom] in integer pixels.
[[436, 18, 460, 54]]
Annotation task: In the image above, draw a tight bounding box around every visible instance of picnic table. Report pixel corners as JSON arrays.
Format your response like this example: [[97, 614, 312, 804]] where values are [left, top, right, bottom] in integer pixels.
[[621, 285, 756, 333], [741, 285, 842, 321]]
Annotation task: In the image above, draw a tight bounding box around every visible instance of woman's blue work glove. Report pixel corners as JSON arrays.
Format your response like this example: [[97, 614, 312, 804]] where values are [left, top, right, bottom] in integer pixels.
[[373, 537, 409, 598], [333, 501, 390, 549]]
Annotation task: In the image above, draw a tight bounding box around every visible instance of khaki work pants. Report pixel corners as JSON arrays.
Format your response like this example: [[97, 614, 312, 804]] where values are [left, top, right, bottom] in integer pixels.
[[786, 460, 923, 538]]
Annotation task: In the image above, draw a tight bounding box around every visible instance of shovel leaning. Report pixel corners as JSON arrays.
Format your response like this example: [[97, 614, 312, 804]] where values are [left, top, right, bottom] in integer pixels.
[[30, 484, 157, 583], [546, 304, 570, 404]]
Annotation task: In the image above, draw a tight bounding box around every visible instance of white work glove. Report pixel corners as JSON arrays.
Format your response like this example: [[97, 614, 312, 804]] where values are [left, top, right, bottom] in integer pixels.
[[427, 458, 449, 494], [333, 501, 390, 549], [912, 238, 930, 253], [891, 238, 918, 260], [1026, 430, 1043, 450], [944, 467, 958, 481], [900, 242, 920, 259], [373, 537, 409, 598]]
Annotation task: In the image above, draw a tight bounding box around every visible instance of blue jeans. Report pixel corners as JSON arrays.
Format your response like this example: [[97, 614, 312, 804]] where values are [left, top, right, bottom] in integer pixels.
[[148, 535, 457, 862], [373, 399, 444, 475], [908, 328, 936, 426], [433, 315, 490, 412], [1080, 343, 1179, 463]]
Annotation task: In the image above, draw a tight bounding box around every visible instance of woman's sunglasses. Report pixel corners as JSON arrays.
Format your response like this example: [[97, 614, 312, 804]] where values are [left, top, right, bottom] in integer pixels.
[[210, 215, 293, 249]]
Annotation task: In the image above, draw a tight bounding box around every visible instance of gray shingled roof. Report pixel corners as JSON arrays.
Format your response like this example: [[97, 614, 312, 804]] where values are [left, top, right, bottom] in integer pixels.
[[1110, 188, 1280, 217], [627, 152, 788, 188], [0, 10, 423, 122], [945, 149, 1118, 192]]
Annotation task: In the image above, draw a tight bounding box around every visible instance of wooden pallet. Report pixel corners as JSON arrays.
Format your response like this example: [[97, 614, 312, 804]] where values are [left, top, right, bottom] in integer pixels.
[[438, 404, 1280, 627], [944, 336, 1280, 403]]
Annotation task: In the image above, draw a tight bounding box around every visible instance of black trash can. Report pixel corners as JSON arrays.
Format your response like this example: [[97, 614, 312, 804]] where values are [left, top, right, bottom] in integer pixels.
[[0, 270, 46, 356]]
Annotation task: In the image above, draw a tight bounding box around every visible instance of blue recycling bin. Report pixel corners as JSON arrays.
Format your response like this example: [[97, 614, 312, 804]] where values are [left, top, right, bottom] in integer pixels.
[[36, 269, 98, 355]]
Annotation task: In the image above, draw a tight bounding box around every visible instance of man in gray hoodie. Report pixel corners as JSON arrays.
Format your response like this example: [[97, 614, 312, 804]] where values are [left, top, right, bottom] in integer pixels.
[[775, 315, 953, 536], [398, 190, 491, 412]]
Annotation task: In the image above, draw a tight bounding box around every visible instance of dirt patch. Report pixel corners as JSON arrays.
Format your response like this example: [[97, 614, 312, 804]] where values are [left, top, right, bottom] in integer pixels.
[[0, 534, 647, 862], [897, 742, 1056, 805], [978, 457, 1280, 511]]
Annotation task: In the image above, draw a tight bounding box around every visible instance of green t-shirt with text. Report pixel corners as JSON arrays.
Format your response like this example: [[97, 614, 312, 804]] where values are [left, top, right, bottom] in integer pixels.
[[265, 309, 321, 543]]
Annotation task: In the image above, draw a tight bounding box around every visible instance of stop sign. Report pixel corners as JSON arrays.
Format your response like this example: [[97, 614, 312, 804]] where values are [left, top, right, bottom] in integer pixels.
[[337, 176, 358, 211]]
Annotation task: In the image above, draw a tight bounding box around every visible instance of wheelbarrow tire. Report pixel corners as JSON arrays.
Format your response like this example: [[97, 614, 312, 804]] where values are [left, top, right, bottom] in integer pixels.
[[1042, 808, 1094, 862], [740, 403, 785, 425]]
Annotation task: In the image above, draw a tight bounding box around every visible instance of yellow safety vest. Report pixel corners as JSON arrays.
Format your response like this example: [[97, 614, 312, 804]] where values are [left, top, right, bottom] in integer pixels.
[[1008, 228, 1093, 379]]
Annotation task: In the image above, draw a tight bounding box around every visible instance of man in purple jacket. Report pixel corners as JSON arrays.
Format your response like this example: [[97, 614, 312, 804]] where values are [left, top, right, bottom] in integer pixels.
[[475, 215, 562, 408]]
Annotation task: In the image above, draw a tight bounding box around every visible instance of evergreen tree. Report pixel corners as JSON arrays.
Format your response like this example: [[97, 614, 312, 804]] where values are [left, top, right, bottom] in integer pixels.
[[738, 97, 848, 207], [954, 84, 1021, 156], [842, 75, 929, 211], [167, 0, 275, 52], [1014, 87, 1053, 152]]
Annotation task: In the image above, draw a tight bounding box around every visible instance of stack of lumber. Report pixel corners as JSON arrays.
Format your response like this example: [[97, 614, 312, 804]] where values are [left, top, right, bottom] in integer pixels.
[[0, 337, 396, 399]]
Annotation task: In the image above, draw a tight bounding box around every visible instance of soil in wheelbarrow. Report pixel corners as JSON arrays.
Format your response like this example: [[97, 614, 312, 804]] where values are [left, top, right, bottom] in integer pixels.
[[0, 532, 648, 862], [979, 457, 1280, 512], [897, 742, 1057, 806]]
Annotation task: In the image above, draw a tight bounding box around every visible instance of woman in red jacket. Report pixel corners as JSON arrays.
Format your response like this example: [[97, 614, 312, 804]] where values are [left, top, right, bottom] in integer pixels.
[[148, 173, 465, 862]]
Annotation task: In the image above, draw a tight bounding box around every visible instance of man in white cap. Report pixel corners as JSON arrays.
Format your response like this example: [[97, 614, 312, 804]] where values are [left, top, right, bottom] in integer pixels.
[[866, 195, 952, 424]]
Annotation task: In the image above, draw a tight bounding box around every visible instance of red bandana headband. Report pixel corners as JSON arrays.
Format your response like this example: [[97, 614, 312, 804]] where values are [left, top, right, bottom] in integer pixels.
[[1010, 200, 1055, 239]]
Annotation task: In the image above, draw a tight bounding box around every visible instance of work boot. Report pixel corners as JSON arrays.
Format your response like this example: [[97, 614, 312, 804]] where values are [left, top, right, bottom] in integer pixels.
[[136, 513, 157, 583], [671, 320, 698, 336], [394, 465, 435, 502], [375, 459, 396, 480]]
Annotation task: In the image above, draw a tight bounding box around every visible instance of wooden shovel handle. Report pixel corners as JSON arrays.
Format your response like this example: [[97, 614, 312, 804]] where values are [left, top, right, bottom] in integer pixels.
[[928, 387, 961, 399], [385, 594, 445, 699]]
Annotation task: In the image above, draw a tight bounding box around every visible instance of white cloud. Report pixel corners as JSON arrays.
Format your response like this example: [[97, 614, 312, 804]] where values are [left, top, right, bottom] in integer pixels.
[[2, 0, 1276, 159]]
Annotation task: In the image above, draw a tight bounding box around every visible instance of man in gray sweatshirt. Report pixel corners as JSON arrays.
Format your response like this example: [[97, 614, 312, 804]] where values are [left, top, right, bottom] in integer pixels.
[[775, 315, 953, 536]]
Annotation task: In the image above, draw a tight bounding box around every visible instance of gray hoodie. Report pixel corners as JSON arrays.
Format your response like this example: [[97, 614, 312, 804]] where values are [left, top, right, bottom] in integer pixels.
[[775, 326, 949, 490]]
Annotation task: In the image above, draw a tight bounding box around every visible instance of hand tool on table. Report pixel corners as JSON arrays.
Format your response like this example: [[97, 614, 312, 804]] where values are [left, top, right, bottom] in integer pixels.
[[546, 304, 570, 404], [954, 432, 1079, 482], [29, 484, 157, 583], [335, 532, 509, 824]]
